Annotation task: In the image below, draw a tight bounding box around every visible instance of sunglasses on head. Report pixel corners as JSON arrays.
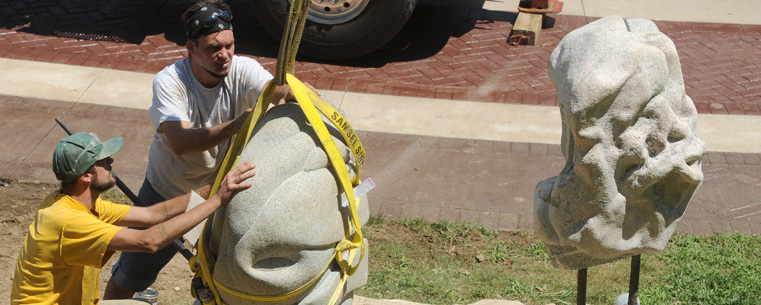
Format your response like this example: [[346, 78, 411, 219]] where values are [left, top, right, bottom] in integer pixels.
[[188, 10, 233, 39]]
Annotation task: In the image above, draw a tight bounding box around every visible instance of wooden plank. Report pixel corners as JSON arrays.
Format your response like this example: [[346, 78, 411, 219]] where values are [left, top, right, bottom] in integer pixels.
[[510, 12, 544, 45]]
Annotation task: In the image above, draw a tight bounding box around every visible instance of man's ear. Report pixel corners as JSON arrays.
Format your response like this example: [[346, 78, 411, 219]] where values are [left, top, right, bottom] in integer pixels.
[[187, 40, 195, 55], [79, 171, 94, 184]]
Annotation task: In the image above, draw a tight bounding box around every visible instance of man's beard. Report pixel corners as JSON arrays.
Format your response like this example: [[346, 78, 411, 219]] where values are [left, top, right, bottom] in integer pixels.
[[92, 172, 116, 193], [203, 66, 228, 79]]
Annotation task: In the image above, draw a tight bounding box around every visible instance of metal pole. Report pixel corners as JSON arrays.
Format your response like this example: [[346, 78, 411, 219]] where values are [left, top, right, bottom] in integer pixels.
[[54, 117, 193, 260], [629, 255, 641, 305], [577, 268, 587, 305]]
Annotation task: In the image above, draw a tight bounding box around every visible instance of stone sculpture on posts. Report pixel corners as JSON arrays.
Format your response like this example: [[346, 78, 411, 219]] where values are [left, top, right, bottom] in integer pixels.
[[533, 15, 706, 303]]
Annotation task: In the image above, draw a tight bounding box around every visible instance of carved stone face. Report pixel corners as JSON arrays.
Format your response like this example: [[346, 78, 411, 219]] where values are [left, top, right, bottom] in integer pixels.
[[534, 16, 706, 270], [209, 103, 369, 304]]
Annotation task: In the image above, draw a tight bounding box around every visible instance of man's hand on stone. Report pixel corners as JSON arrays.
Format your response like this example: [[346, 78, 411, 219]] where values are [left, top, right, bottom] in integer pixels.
[[274, 82, 320, 105], [216, 161, 256, 204]]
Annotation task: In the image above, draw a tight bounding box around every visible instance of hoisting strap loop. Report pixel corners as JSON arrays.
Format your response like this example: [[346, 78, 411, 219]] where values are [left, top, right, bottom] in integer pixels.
[[275, 0, 309, 85]]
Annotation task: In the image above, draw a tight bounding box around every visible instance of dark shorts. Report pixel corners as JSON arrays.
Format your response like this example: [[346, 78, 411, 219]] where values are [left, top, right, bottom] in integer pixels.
[[110, 177, 179, 292]]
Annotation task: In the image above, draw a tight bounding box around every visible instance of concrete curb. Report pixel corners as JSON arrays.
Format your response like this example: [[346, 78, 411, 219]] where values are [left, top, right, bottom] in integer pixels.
[[2, 58, 760, 153]]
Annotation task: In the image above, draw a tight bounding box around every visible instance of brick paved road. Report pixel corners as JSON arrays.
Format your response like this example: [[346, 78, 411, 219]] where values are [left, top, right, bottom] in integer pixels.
[[2, 0, 760, 115]]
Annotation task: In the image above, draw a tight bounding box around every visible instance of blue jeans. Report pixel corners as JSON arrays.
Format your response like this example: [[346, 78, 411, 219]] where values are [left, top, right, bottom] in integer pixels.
[[110, 177, 179, 292]]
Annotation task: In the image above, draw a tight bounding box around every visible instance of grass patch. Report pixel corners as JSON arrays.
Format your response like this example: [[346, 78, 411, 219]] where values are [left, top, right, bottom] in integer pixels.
[[101, 189, 134, 205], [640, 233, 761, 304], [358, 216, 761, 305]]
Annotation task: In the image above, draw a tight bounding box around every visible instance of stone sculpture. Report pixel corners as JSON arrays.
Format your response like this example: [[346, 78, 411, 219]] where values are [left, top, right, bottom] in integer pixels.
[[534, 16, 706, 270], [206, 102, 369, 304]]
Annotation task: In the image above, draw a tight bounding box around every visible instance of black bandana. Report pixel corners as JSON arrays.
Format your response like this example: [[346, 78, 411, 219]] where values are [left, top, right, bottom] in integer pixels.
[[186, 5, 233, 40]]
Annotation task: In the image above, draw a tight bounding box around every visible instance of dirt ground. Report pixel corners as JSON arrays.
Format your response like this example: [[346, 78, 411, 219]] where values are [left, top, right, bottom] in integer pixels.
[[0, 180, 196, 304]]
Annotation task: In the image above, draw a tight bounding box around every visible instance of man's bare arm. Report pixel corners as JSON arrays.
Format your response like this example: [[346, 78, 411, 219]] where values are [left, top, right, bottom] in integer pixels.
[[159, 114, 249, 155], [107, 162, 255, 253], [116, 184, 212, 227], [161, 81, 313, 155]]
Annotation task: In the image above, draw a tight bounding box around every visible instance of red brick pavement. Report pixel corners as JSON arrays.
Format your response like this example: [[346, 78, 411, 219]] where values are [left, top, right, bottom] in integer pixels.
[[1, 0, 760, 115]]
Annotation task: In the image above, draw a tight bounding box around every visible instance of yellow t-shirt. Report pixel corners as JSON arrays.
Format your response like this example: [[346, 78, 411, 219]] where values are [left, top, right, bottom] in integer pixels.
[[11, 192, 131, 305]]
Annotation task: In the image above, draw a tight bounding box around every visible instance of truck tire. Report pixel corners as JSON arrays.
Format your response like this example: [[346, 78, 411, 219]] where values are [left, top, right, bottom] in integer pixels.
[[250, 0, 417, 60]]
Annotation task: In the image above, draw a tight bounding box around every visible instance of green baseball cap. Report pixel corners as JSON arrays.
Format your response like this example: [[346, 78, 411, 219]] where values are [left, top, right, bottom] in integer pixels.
[[52, 132, 123, 182]]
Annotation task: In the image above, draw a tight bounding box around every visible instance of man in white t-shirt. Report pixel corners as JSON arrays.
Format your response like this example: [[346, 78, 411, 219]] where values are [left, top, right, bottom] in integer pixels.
[[104, 0, 297, 298]]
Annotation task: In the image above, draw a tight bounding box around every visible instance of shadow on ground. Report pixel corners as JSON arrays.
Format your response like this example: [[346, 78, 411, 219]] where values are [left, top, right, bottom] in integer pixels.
[[0, 0, 193, 44], [1, 0, 516, 67], [309, 5, 517, 67]]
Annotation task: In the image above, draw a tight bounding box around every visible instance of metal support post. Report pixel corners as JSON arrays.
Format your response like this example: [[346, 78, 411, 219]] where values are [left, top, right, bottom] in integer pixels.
[[577, 268, 587, 305], [629, 254, 641, 305]]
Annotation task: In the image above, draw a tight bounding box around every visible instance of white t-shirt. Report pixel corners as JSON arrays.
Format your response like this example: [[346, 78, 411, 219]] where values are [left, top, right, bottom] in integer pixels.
[[146, 55, 272, 198]]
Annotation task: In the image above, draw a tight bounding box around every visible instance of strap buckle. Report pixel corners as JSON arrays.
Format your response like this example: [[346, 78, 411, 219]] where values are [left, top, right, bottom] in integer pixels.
[[192, 277, 215, 304]]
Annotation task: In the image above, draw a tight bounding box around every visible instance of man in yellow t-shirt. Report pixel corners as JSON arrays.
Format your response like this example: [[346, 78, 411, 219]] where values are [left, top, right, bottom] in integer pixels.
[[10, 132, 256, 304]]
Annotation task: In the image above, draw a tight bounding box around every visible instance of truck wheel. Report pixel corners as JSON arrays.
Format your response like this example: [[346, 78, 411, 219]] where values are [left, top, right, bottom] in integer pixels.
[[251, 0, 417, 60]]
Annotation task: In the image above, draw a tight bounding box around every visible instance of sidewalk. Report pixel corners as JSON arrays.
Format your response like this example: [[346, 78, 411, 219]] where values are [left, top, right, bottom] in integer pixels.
[[1, 0, 761, 235]]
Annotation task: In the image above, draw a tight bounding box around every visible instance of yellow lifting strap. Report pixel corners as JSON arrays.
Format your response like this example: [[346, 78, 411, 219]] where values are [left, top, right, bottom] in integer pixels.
[[191, 75, 366, 304], [188, 0, 366, 303], [274, 0, 309, 86]]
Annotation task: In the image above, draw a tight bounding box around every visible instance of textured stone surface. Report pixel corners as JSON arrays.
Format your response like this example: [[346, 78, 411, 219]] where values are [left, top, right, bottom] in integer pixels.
[[534, 16, 706, 270], [208, 103, 369, 304]]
